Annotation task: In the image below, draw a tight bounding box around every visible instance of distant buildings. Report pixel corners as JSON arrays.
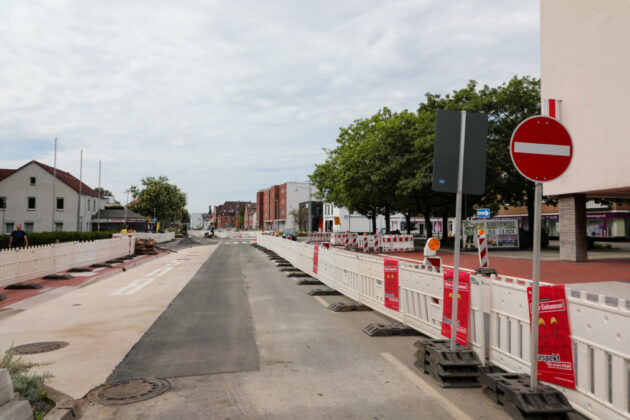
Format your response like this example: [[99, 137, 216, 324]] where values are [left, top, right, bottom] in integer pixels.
[[0, 160, 103, 233], [255, 182, 316, 231], [212, 201, 251, 228]]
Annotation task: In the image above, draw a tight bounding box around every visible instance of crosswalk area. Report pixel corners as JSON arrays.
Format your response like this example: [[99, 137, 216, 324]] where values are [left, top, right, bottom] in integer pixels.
[[221, 240, 253, 245]]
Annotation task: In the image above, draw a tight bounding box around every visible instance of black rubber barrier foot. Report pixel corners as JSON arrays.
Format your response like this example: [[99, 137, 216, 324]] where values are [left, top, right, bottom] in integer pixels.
[[279, 268, 301, 272], [475, 267, 497, 276], [327, 302, 372, 312], [90, 263, 113, 268], [480, 372, 573, 418], [275, 263, 293, 268], [295, 278, 323, 286], [42, 273, 74, 280], [414, 338, 482, 388], [0, 294, 8, 301], [363, 323, 420, 337], [67, 267, 93, 272], [307, 288, 342, 296], [287, 273, 312, 278], [5, 283, 44, 290]]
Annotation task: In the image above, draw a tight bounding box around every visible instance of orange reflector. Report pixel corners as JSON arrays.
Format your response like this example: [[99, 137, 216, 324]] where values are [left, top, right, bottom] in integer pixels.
[[478, 229, 485, 236], [427, 238, 440, 251]]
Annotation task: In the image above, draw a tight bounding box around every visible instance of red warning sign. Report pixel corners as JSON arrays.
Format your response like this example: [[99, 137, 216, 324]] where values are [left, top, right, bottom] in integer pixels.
[[527, 285, 576, 389], [441, 269, 471, 346], [313, 245, 319, 274], [384, 258, 399, 311]]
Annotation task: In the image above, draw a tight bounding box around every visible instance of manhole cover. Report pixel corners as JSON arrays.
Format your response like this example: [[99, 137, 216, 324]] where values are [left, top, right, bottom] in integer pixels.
[[12, 341, 69, 355], [87, 378, 170, 406]]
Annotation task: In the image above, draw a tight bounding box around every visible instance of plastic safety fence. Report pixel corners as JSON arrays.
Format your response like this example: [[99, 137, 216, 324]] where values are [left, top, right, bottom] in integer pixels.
[[255, 233, 630, 420], [308, 232, 331, 243]]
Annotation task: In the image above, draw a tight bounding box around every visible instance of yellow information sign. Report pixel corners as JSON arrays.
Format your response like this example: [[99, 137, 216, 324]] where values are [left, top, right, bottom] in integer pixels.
[[334, 217, 340, 225]]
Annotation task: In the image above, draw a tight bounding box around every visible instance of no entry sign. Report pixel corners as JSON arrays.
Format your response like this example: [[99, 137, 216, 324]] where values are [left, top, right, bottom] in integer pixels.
[[510, 116, 573, 182]]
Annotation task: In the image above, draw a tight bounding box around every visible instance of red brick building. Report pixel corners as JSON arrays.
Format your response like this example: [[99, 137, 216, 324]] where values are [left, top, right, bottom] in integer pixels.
[[255, 182, 311, 232], [212, 201, 250, 228]]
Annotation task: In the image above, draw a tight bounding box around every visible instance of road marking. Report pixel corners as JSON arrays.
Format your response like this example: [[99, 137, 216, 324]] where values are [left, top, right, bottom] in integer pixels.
[[513, 142, 570, 156], [313, 296, 330, 308], [381, 352, 472, 420], [111, 277, 156, 296]]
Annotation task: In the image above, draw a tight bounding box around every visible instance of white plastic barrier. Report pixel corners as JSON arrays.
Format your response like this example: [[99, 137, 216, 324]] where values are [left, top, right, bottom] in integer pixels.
[[0, 236, 135, 288], [256, 234, 630, 420], [134, 232, 175, 243]]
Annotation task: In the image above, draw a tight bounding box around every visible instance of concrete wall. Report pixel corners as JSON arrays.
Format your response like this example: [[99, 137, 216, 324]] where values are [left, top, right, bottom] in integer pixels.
[[541, 0, 630, 198], [0, 162, 102, 233]]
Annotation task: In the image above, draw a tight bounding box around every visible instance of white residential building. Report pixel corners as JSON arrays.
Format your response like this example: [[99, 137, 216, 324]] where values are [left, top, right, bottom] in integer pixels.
[[0, 160, 104, 233]]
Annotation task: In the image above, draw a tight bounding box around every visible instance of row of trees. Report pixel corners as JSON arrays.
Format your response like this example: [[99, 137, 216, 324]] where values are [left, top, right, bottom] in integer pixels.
[[310, 76, 541, 242]]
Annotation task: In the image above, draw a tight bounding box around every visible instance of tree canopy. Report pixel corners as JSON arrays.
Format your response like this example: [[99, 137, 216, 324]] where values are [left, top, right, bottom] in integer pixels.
[[129, 176, 187, 224], [310, 75, 541, 239]]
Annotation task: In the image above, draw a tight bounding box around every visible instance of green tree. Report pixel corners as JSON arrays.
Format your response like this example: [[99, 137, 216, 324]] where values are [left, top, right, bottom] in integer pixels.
[[289, 207, 309, 232], [129, 176, 187, 225], [94, 187, 113, 197]]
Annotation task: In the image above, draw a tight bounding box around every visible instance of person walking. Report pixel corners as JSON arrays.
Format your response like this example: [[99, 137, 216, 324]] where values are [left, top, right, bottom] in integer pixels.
[[8, 224, 28, 249]]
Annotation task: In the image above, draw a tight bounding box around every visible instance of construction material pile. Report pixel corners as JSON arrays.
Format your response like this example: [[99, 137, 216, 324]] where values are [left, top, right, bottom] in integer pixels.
[[135, 238, 158, 255]]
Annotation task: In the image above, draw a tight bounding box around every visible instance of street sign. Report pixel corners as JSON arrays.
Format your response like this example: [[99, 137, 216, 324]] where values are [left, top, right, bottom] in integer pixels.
[[510, 116, 573, 182], [432, 110, 488, 195], [477, 208, 490, 218]]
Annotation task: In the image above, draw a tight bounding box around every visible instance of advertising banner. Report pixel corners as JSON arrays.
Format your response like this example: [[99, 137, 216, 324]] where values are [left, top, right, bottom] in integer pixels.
[[313, 245, 319, 274], [441, 268, 471, 346], [462, 219, 519, 249], [527, 285, 576, 389], [384, 258, 400, 311]]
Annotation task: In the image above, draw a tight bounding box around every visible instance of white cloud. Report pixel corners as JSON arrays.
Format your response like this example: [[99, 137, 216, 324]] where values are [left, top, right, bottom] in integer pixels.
[[0, 0, 539, 212]]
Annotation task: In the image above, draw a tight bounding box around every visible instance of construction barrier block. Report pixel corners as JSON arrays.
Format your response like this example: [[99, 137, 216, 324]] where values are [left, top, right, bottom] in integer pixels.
[[327, 302, 372, 312], [5, 283, 43, 290], [414, 338, 481, 388], [363, 323, 420, 337], [307, 288, 343, 296], [295, 278, 324, 286]]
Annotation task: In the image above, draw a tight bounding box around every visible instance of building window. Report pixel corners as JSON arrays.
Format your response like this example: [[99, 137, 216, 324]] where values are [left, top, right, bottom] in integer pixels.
[[24, 222, 34, 233], [5, 223, 14, 234], [56, 197, 64, 210], [0, 197, 5, 209], [28, 197, 36, 210], [55, 223, 63, 232], [30, 177, 36, 185]]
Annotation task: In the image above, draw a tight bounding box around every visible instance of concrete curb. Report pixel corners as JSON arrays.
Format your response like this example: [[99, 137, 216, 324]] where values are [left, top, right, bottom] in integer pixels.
[[42, 384, 87, 420]]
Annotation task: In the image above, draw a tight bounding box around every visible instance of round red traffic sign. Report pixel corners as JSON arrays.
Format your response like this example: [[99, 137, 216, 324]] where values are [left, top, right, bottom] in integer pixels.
[[510, 115, 573, 182]]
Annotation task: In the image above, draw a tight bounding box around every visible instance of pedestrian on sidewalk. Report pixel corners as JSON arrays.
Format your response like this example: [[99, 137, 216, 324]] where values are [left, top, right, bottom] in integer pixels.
[[8, 224, 28, 249]]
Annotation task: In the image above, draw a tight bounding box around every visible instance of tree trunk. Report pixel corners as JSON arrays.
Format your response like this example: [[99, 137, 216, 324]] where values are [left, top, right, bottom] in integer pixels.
[[405, 212, 412, 234], [424, 213, 432, 238], [385, 205, 391, 234], [371, 210, 377, 234]]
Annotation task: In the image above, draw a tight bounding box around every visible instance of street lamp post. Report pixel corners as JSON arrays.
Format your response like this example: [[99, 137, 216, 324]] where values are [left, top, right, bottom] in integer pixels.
[[307, 181, 312, 233]]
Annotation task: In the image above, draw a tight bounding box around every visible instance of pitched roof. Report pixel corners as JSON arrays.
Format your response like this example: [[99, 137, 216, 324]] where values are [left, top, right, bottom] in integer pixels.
[[1, 160, 99, 197], [0, 169, 16, 181]]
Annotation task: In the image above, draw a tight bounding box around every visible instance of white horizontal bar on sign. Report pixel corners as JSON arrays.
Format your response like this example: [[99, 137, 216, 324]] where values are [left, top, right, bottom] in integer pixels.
[[513, 142, 571, 156]]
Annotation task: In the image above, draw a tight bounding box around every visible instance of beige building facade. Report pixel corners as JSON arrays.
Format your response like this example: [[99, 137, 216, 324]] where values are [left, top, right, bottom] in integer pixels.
[[541, 0, 630, 260]]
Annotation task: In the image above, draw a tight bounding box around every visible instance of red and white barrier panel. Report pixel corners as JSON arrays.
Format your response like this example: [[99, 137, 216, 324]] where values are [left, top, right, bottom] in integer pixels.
[[308, 232, 331, 243], [380, 234, 414, 253], [477, 229, 489, 268], [331, 233, 347, 246]]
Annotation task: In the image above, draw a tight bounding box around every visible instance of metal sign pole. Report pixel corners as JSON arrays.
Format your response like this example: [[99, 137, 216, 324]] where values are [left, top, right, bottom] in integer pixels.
[[450, 111, 466, 350], [530, 181, 543, 390]]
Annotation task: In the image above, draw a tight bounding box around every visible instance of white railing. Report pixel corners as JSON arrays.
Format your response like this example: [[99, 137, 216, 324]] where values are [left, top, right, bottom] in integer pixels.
[[0, 236, 135, 288], [257, 234, 630, 420], [134, 232, 175, 243]]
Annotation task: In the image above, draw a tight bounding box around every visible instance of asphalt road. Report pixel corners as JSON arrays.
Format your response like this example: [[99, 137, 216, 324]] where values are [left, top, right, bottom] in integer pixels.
[[82, 237, 509, 420], [108, 238, 259, 381]]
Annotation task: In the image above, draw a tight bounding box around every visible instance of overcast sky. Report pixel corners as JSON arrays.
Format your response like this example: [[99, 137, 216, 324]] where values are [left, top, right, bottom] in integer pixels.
[[0, 1, 539, 213]]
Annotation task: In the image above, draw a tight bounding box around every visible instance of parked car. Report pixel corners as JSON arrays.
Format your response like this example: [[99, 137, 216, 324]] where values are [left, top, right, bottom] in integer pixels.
[[282, 228, 297, 241]]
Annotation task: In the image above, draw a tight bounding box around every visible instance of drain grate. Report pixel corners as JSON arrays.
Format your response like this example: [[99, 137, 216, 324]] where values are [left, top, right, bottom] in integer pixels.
[[87, 378, 170, 406], [12, 341, 69, 355]]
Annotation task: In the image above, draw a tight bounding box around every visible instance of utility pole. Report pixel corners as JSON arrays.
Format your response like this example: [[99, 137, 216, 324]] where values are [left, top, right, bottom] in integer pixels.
[[307, 181, 312, 233], [97, 160, 101, 231], [124, 189, 130, 229], [51, 138, 57, 232], [77, 149, 83, 232]]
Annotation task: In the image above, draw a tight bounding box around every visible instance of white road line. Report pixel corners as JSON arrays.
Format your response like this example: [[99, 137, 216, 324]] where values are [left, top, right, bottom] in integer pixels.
[[381, 352, 472, 420], [111, 277, 156, 296], [313, 296, 330, 308], [514, 142, 570, 156], [155, 266, 173, 277]]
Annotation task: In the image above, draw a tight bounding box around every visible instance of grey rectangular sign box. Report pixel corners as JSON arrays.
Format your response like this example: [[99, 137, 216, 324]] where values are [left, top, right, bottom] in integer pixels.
[[432, 110, 488, 195]]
